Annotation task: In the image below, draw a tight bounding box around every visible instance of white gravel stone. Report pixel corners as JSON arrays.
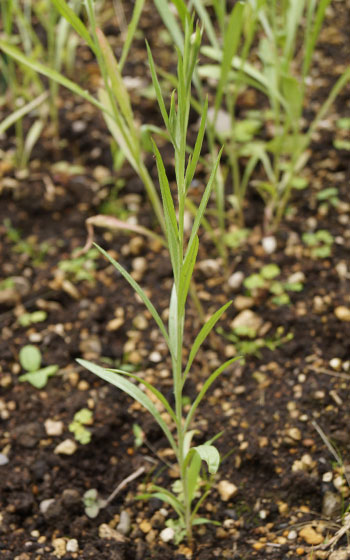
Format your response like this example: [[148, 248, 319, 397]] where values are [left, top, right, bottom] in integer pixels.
[[217, 480, 238, 501], [231, 310, 263, 333], [54, 439, 78, 455], [262, 236, 277, 254], [44, 419, 64, 437], [66, 539, 79, 553], [228, 271, 244, 290], [160, 527, 175, 543]]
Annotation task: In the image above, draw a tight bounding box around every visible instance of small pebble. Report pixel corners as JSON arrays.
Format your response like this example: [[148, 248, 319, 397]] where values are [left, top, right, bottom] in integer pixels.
[[52, 537, 67, 558], [262, 236, 277, 254], [54, 439, 77, 455], [139, 519, 152, 533], [98, 523, 126, 542], [44, 419, 64, 437], [218, 480, 238, 501], [329, 358, 342, 371], [228, 271, 244, 290], [299, 526, 324, 545], [334, 306, 350, 322], [66, 539, 79, 553], [0, 453, 9, 465], [159, 527, 175, 542], [117, 510, 131, 535]]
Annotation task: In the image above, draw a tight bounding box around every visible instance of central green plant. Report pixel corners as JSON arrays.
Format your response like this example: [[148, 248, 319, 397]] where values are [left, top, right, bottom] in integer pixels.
[[78, 20, 237, 545]]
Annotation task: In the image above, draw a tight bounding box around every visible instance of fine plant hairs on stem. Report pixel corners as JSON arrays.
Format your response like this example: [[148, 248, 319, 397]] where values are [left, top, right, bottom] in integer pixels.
[[78, 19, 238, 546]]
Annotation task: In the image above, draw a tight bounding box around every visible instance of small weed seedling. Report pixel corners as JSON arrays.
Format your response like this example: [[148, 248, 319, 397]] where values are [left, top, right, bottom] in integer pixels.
[[217, 325, 293, 358], [244, 264, 303, 306], [333, 118, 350, 152], [69, 408, 93, 444], [316, 187, 340, 215], [302, 230, 334, 259], [58, 247, 100, 284], [4, 219, 50, 264], [77, 21, 238, 546], [18, 310, 47, 327], [18, 345, 58, 389]]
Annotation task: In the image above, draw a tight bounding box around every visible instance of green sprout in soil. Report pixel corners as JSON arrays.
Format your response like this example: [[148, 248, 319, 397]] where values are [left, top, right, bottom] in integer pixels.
[[4, 218, 50, 264], [333, 118, 350, 151], [69, 408, 93, 444], [316, 187, 340, 214], [244, 263, 303, 306], [58, 247, 100, 284], [18, 310, 47, 327], [302, 230, 334, 259], [18, 344, 58, 389], [217, 325, 293, 359]]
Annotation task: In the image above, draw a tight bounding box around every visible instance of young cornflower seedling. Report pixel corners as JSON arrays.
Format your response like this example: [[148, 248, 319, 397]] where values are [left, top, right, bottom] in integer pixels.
[[77, 20, 238, 546]]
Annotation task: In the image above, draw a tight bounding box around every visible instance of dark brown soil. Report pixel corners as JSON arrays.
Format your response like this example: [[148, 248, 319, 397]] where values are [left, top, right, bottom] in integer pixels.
[[1, 2, 350, 559]]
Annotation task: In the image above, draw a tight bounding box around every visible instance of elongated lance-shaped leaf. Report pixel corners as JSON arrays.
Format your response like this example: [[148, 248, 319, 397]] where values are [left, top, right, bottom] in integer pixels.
[[146, 41, 170, 133], [170, 0, 189, 28], [184, 358, 241, 433], [168, 284, 181, 363], [303, 0, 331, 77], [0, 91, 48, 135], [93, 243, 170, 348], [77, 359, 177, 452], [283, 0, 305, 68], [98, 89, 138, 171], [182, 301, 232, 385], [51, 0, 96, 53], [105, 368, 177, 426], [178, 235, 199, 316], [186, 449, 201, 504], [186, 147, 223, 253], [152, 141, 180, 285], [191, 0, 219, 50], [0, 40, 114, 119], [183, 429, 198, 458], [185, 97, 208, 191], [215, 1, 245, 114], [96, 28, 136, 138], [152, 0, 184, 52], [119, 0, 145, 71], [140, 486, 185, 517]]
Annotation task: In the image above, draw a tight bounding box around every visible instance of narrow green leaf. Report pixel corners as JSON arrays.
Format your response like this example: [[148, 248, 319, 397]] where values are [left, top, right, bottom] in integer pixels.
[[184, 357, 241, 432], [186, 450, 201, 503], [51, 0, 96, 53], [106, 368, 177, 425], [77, 359, 177, 452], [93, 244, 170, 347], [215, 1, 244, 113], [303, 0, 331, 76], [96, 29, 135, 134], [141, 487, 184, 517], [183, 301, 232, 383], [0, 91, 48, 135], [146, 42, 171, 137], [0, 40, 112, 118], [178, 235, 199, 314], [191, 0, 219, 49], [152, 0, 184, 52], [152, 141, 180, 284], [185, 98, 208, 190], [186, 147, 223, 254], [98, 89, 138, 172], [119, 0, 145, 71]]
